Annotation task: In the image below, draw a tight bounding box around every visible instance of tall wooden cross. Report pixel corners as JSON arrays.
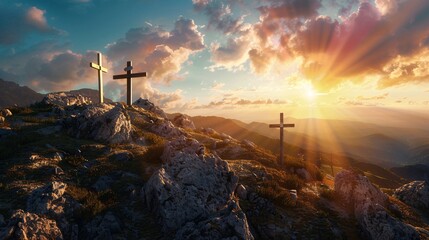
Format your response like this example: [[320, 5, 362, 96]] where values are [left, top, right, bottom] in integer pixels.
[[113, 61, 147, 105], [90, 52, 108, 103], [269, 113, 295, 166]]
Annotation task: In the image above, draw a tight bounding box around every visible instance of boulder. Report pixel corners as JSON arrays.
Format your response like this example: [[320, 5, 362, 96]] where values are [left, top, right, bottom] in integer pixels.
[[394, 181, 429, 210], [151, 119, 185, 139], [26, 181, 80, 237], [144, 136, 253, 239], [335, 170, 420, 240], [0, 116, 5, 124], [172, 114, 196, 129], [335, 170, 388, 214], [0, 109, 12, 117], [0, 210, 63, 240], [27, 181, 67, 217], [357, 199, 419, 240], [43, 92, 92, 106], [63, 103, 132, 144], [133, 98, 167, 119]]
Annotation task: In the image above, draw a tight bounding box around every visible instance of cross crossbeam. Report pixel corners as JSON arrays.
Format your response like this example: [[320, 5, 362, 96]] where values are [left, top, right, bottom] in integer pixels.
[[113, 61, 147, 105], [269, 113, 295, 166], [89, 52, 108, 103]]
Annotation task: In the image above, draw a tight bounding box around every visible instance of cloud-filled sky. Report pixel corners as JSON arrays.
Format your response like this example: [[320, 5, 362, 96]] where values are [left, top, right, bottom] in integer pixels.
[[0, 0, 429, 121]]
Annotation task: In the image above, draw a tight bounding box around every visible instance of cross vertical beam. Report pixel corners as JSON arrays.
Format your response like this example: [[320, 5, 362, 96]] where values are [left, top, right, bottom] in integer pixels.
[[113, 61, 147, 106], [90, 52, 108, 103], [269, 113, 295, 166]]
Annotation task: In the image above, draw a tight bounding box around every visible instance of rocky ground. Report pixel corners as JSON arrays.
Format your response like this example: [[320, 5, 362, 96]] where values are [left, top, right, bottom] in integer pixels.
[[0, 92, 428, 239]]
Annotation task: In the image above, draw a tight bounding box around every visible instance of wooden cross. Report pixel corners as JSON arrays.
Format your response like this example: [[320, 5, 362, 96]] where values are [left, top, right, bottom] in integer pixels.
[[113, 61, 147, 105], [269, 113, 295, 166], [90, 52, 108, 103]]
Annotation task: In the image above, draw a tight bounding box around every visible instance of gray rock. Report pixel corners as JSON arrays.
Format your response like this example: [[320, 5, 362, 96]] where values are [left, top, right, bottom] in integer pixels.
[[394, 181, 429, 210], [172, 114, 196, 129], [357, 199, 419, 240], [27, 181, 67, 217], [335, 170, 420, 240], [144, 136, 253, 239], [133, 98, 167, 119], [236, 184, 248, 200], [151, 119, 186, 139], [64, 103, 132, 144], [335, 170, 388, 215], [0, 209, 63, 240], [43, 92, 92, 106], [0, 116, 5, 124]]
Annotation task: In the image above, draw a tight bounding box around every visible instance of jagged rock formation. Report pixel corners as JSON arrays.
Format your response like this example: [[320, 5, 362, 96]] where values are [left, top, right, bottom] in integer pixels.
[[144, 136, 254, 239], [394, 181, 429, 210], [63, 103, 132, 143], [43, 92, 92, 107], [335, 170, 419, 240], [0, 210, 63, 240], [133, 98, 167, 119], [172, 114, 196, 129]]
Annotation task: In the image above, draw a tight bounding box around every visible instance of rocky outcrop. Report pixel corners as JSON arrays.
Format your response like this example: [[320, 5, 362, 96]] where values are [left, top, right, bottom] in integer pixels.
[[335, 170, 419, 240], [172, 114, 196, 129], [27, 181, 68, 218], [335, 170, 388, 214], [144, 136, 253, 239], [133, 98, 167, 119], [151, 119, 185, 139], [0, 210, 63, 240], [0, 109, 12, 117], [63, 103, 132, 144], [43, 92, 92, 106], [84, 211, 122, 239], [394, 181, 429, 210]]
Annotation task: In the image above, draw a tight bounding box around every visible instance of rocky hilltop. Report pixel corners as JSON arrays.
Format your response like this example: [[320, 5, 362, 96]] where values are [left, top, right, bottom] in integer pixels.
[[0, 92, 428, 239]]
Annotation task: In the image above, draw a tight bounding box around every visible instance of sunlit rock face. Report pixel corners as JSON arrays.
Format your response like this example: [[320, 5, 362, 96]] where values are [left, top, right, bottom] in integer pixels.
[[63, 103, 132, 144], [171, 114, 196, 130], [43, 92, 92, 107], [144, 136, 254, 239], [133, 98, 167, 119], [394, 181, 429, 210], [335, 170, 419, 240], [0, 210, 63, 240]]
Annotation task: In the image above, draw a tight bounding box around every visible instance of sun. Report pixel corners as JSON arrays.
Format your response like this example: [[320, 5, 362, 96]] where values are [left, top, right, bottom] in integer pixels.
[[305, 84, 317, 100]]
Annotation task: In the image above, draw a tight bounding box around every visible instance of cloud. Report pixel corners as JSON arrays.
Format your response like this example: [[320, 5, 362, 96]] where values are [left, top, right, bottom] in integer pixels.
[[193, 0, 246, 34], [211, 81, 225, 90], [0, 41, 107, 92], [106, 17, 204, 83], [194, 97, 289, 109], [258, 0, 322, 20], [209, 35, 251, 70], [356, 93, 389, 101], [0, 6, 61, 45]]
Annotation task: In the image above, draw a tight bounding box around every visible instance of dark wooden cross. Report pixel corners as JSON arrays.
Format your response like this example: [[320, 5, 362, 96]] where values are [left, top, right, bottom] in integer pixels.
[[90, 52, 108, 103], [113, 61, 147, 105], [269, 113, 295, 166]]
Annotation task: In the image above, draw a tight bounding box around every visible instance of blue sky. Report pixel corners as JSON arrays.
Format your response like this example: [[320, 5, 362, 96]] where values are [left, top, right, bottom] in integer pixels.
[[1, 0, 429, 122]]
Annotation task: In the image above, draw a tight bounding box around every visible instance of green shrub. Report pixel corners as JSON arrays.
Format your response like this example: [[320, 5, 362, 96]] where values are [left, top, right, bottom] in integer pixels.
[[142, 144, 165, 164]]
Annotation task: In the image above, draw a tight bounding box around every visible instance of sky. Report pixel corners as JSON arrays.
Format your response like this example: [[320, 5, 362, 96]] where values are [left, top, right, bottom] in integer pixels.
[[0, 0, 429, 122]]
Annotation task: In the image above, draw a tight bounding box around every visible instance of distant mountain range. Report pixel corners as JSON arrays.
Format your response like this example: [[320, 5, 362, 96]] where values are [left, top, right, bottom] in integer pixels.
[[0, 79, 112, 108], [0, 79, 44, 108]]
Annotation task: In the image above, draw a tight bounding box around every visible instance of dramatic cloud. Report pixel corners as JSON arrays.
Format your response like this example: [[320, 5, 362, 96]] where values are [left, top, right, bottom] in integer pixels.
[[193, 0, 246, 34], [258, 0, 321, 20], [106, 17, 204, 83], [209, 35, 251, 70], [0, 41, 106, 91], [0, 6, 60, 45]]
